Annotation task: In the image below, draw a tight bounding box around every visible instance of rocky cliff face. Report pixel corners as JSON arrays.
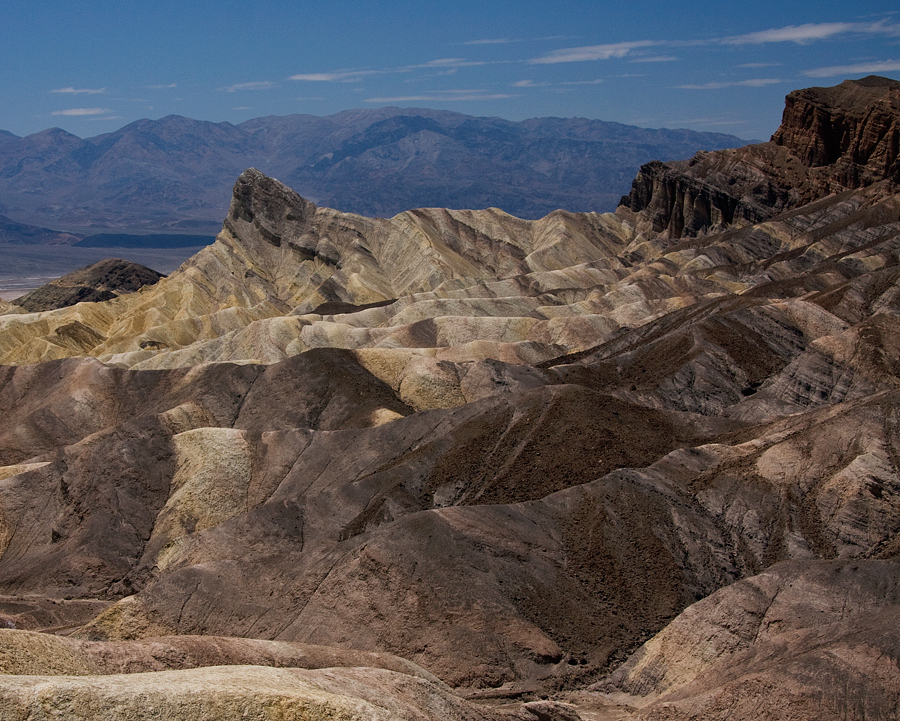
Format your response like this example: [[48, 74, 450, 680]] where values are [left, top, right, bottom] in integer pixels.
[[620, 75, 900, 240], [772, 75, 900, 185], [616, 158, 770, 237], [595, 560, 900, 720]]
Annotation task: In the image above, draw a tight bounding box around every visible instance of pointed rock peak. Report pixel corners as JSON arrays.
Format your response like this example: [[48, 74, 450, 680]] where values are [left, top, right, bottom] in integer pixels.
[[229, 168, 317, 227], [225, 169, 320, 253]]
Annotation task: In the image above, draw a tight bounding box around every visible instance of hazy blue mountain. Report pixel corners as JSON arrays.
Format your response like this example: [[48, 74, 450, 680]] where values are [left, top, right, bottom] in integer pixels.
[[0, 108, 747, 231]]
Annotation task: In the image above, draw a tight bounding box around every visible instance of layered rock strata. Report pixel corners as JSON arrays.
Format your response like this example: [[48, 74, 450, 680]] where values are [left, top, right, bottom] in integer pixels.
[[0, 77, 899, 719], [620, 75, 900, 240], [773, 75, 900, 185], [595, 560, 900, 720]]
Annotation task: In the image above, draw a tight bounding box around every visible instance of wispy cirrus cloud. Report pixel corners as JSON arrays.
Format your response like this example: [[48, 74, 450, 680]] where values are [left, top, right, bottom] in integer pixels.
[[529, 40, 658, 64], [51, 107, 111, 116], [292, 59, 490, 85], [803, 59, 900, 77], [147, 83, 177, 89], [464, 38, 515, 45], [629, 56, 678, 63], [528, 19, 900, 69], [290, 69, 383, 82], [666, 115, 751, 127], [226, 81, 276, 92], [463, 35, 575, 46], [511, 79, 549, 87], [405, 58, 487, 69], [676, 78, 784, 89], [561, 79, 604, 85], [51, 87, 106, 94], [721, 20, 900, 45]]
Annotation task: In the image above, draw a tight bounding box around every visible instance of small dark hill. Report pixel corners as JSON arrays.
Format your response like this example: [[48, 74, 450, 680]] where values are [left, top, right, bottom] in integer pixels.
[[12, 258, 164, 312]]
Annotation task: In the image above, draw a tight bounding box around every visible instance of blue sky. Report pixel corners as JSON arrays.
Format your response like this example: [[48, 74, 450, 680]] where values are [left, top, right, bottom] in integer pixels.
[[2, 0, 899, 140]]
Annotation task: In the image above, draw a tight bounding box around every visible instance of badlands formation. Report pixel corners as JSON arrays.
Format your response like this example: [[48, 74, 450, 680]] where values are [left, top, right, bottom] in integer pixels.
[[0, 76, 899, 719]]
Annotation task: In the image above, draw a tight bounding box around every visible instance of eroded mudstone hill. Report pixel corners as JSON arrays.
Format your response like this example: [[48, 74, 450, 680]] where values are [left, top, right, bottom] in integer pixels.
[[595, 560, 900, 720], [1, 77, 899, 720]]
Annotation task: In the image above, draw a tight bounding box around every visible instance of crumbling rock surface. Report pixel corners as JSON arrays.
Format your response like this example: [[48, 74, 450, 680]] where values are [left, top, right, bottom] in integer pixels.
[[594, 560, 900, 720], [620, 76, 900, 240], [0, 665, 504, 721], [773, 75, 900, 185]]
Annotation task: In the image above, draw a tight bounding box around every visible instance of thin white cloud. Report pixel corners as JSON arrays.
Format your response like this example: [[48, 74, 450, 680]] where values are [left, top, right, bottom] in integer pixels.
[[561, 79, 604, 85], [527, 19, 900, 70], [226, 81, 276, 92], [629, 56, 678, 63], [415, 58, 486, 68], [416, 68, 459, 78], [462, 35, 577, 46], [738, 63, 781, 68], [804, 59, 900, 77], [51, 87, 106, 95], [290, 70, 383, 82], [464, 38, 514, 45], [147, 83, 177, 89], [722, 21, 900, 45], [677, 78, 784, 89], [291, 59, 493, 87], [51, 107, 110, 116], [511, 79, 548, 87], [529, 40, 659, 64]]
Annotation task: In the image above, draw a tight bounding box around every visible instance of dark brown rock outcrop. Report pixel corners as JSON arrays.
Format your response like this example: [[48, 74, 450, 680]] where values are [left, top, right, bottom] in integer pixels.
[[772, 75, 900, 185], [620, 76, 900, 240], [616, 158, 770, 237], [12, 258, 163, 312]]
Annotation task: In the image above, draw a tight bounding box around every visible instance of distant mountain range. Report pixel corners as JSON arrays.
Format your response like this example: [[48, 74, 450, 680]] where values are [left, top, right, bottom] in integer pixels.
[[0, 108, 747, 234]]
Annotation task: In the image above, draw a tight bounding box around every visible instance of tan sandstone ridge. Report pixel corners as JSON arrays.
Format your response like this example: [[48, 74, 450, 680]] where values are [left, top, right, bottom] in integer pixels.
[[0, 77, 899, 719]]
